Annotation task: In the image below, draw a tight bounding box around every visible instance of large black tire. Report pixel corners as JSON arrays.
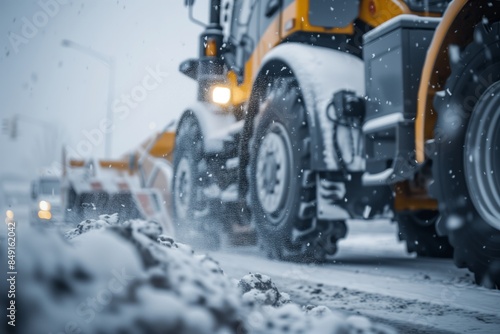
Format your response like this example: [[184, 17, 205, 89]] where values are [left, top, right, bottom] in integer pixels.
[[172, 113, 220, 249], [432, 22, 500, 287], [396, 210, 453, 258], [249, 76, 346, 262]]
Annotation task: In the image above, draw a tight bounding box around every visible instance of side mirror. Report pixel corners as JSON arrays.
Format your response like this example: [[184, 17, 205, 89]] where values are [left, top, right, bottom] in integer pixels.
[[184, 0, 207, 27], [265, 0, 280, 17]]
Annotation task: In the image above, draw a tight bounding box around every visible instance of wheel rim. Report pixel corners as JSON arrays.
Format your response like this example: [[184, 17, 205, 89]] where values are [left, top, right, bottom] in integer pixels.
[[174, 157, 192, 220], [256, 123, 292, 222], [465, 81, 500, 230]]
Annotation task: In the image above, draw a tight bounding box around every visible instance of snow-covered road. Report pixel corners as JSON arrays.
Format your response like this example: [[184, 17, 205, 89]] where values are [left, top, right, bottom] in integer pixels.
[[2, 203, 499, 333], [210, 220, 500, 334]]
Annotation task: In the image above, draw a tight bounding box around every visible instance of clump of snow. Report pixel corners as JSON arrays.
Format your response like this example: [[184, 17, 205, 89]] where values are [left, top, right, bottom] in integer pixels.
[[244, 303, 346, 334], [19, 216, 242, 334], [446, 214, 464, 230], [239, 273, 290, 307], [13, 214, 396, 334], [65, 213, 119, 239], [243, 304, 397, 334], [448, 44, 461, 64]]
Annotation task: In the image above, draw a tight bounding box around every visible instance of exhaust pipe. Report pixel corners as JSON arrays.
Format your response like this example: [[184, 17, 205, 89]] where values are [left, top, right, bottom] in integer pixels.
[[196, 0, 224, 101]]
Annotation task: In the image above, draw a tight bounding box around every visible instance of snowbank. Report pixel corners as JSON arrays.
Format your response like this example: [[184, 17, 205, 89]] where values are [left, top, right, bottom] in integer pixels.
[[13, 215, 396, 334]]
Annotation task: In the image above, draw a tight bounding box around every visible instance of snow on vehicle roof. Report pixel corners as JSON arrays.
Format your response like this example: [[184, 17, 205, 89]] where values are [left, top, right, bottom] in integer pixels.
[[363, 14, 442, 44], [65, 159, 141, 194]]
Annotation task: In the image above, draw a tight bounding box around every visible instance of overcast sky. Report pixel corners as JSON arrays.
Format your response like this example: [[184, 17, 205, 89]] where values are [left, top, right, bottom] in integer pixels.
[[0, 0, 207, 179]]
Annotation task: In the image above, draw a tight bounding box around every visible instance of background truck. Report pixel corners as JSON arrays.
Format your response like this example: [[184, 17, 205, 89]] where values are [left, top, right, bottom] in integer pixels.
[[61, 128, 175, 234], [30, 174, 62, 224], [169, 0, 500, 287]]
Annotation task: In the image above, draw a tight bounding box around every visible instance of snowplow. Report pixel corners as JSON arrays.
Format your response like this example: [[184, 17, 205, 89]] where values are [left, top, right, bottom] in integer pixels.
[[169, 0, 500, 287], [61, 128, 175, 235], [30, 174, 62, 224]]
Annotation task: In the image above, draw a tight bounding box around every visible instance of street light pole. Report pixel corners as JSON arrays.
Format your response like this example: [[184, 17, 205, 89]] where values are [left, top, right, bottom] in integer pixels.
[[105, 59, 115, 160], [61, 39, 115, 158]]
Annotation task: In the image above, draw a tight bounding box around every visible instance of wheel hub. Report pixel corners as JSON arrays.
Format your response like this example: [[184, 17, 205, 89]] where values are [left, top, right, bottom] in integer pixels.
[[174, 157, 192, 220], [465, 81, 500, 230], [256, 124, 291, 216], [263, 151, 279, 192]]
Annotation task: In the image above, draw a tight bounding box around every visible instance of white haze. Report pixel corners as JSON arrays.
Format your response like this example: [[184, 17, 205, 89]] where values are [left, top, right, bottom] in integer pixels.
[[0, 0, 207, 179]]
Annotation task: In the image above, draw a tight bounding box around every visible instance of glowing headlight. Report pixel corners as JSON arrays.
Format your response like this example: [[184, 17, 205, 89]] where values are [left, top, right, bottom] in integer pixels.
[[6, 210, 14, 219], [38, 211, 52, 220], [211, 86, 231, 105], [39, 200, 51, 211]]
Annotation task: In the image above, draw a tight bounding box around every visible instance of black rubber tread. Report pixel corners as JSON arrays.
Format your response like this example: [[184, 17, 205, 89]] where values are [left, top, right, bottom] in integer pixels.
[[249, 76, 345, 262], [396, 211, 453, 258], [432, 22, 500, 287], [172, 113, 220, 250]]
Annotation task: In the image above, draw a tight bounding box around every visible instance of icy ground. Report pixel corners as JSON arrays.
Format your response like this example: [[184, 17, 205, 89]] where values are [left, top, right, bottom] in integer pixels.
[[8, 214, 396, 334], [212, 221, 500, 334]]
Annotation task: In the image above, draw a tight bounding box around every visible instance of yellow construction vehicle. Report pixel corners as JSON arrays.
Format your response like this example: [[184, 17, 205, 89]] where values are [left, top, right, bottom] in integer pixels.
[[170, 0, 500, 287]]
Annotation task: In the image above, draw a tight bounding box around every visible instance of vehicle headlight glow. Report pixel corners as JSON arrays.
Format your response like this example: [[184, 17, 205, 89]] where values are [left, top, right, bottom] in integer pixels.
[[6, 210, 14, 219], [39, 200, 51, 211], [211, 86, 231, 105], [38, 210, 52, 220]]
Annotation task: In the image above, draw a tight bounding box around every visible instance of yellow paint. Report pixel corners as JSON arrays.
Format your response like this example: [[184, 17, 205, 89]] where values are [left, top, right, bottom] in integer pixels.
[[69, 159, 85, 167], [205, 38, 218, 57], [98, 160, 129, 170], [227, 70, 250, 105], [146, 132, 176, 159], [359, 0, 441, 28], [415, 0, 468, 163], [359, 0, 408, 27], [394, 182, 438, 211]]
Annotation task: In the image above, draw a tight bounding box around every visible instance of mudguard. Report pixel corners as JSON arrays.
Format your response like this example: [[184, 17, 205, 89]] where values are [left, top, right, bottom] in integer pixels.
[[416, 0, 500, 163], [257, 43, 365, 172], [178, 102, 238, 154]]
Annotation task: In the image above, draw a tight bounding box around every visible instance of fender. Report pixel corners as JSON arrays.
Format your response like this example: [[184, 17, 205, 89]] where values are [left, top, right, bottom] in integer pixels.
[[416, 0, 500, 163], [249, 43, 365, 172], [177, 102, 238, 154]]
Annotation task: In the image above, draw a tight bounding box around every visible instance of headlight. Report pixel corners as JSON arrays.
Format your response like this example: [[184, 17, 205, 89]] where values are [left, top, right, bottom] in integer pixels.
[[39, 200, 51, 211], [38, 211, 52, 220], [6, 210, 14, 220], [211, 86, 231, 105]]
